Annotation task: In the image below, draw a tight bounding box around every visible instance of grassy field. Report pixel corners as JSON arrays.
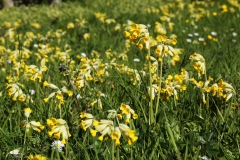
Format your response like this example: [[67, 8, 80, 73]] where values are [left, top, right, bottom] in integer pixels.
[[0, 0, 240, 159]]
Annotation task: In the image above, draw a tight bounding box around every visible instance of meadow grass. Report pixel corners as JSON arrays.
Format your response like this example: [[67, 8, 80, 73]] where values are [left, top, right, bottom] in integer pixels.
[[0, 0, 240, 159]]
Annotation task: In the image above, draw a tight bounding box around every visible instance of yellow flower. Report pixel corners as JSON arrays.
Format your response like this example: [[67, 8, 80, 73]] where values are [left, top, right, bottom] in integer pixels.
[[24, 108, 32, 118], [31, 23, 41, 29], [119, 123, 138, 145], [90, 129, 97, 137], [30, 121, 45, 132], [83, 33, 90, 40], [47, 118, 71, 144], [67, 22, 74, 29], [28, 154, 47, 160]]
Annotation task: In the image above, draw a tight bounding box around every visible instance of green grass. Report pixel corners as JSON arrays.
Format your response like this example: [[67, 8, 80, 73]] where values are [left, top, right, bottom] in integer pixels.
[[0, 0, 240, 159]]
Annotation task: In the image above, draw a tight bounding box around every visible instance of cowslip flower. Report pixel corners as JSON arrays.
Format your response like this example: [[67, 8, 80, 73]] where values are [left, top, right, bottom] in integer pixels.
[[93, 120, 114, 141], [119, 123, 138, 145], [191, 77, 213, 104], [83, 33, 90, 40], [80, 112, 95, 131], [189, 53, 206, 77], [119, 104, 138, 123], [47, 118, 71, 144], [111, 127, 121, 146], [67, 22, 74, 29], [28, 154, 47, 160], [21, 120, 45, 133], [124, 23, 149, 49], [24, 108, 32, 118], [211, 79, 235, 101]]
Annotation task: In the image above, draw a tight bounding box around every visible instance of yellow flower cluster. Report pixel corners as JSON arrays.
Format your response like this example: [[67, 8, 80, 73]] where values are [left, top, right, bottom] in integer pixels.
[[189, 52, 206, 77], [21, 108, 45, 133], [154, 35, 180, 65], [24, 58, 48, 82], [124, 23, 149, 50], [28, 154, 47, 160], [5, 83, 30, 102], [161, 73, 187, 101], [47, 118, 71, 144], [190, 53, 235, 103], [43, 81, 73, 108], [80, 103, 138, 146]]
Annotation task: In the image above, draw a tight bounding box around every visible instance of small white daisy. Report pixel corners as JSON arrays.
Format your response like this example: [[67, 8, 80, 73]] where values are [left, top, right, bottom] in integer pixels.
[[51, 140, 65, 152]]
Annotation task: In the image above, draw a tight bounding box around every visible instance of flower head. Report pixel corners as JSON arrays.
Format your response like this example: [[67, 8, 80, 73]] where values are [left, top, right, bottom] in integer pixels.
[[24, 108, 32, 118]]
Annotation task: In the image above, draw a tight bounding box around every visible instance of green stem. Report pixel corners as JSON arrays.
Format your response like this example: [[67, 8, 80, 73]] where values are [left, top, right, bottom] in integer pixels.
[[116, 146, 119, 160], [65, 139, 68, 158], [147, 44, 154, 124], [204, 70, 209, 110], [155, 60, 163, 118], [21, 117, 28, 160], [112, 141, 115, 160], [59, 104, 62, 119]]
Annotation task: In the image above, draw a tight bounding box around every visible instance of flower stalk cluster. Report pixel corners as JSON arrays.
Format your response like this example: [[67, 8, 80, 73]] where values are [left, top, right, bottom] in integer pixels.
[[80, 103, 138, 146]]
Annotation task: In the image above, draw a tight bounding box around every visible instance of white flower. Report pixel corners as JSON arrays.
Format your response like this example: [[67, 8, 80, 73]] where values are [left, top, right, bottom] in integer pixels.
[[232, 32, 237, 37], [51, 140, 64, 152], [76, 94, 82, 99], [187, 34, 193, 37], [194, 33, 199, 36], [186, 39, 192, 43], [198, 38, 204, 42], [134, 58, 140, 62], [81, 53, 87, 57], [211, 31, 217, 36], [33, 44, 38, 48], [29, 89, 35, 95], [6, 148, 22, 158]]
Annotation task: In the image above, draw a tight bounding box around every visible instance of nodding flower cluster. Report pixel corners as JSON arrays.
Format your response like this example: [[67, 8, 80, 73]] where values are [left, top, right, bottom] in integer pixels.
[[80, 103, 138, 146], [124, 23, 149, 50]]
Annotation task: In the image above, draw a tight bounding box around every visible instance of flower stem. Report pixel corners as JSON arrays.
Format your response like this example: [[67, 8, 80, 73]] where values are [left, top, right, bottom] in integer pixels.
[[155, 60, 163, 117], [116, 146, 120, 160], [147, 44, 154, 124], [21, 117, 28, 160], [112, 140, 115, 160]]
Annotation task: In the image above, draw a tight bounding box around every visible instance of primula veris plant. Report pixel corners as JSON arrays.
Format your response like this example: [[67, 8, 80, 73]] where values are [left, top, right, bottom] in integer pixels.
[[47, 118, 71, 144], [80, 103, 138, 146]]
